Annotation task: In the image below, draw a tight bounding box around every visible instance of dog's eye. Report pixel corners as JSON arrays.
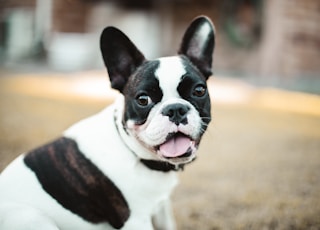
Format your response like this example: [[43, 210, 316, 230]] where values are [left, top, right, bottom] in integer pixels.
[[193, 85, 206, 97], [136, 94, 152, 106]]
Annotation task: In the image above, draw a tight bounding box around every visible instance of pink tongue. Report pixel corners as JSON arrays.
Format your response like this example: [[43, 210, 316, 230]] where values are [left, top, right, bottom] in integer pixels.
[[159, 135, 192, 158]]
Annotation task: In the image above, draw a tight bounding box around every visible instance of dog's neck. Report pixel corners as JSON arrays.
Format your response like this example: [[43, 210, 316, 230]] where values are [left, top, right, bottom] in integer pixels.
[[112, 97, 184, 172]]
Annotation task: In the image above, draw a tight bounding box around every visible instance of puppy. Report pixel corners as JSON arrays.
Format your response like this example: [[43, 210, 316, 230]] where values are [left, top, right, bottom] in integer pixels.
[[0, 16, 215, 230]]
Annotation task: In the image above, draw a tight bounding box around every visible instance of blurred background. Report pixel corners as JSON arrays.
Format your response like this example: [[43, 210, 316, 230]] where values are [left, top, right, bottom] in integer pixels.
[[0, 0, 320, 229], [0, 0, 320, 92]]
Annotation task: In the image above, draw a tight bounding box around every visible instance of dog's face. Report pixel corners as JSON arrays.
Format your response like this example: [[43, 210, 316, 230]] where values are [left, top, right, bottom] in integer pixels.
[[121, 56, 211, 165], [100, 16, 215, 165]]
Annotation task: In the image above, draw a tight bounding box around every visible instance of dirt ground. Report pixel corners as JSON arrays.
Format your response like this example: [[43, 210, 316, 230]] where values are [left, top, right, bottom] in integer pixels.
[[0, 74, 320, 229]]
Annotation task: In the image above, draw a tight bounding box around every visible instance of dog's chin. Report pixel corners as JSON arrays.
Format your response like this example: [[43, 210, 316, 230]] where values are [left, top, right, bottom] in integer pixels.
[[157, 152, 196, 165]]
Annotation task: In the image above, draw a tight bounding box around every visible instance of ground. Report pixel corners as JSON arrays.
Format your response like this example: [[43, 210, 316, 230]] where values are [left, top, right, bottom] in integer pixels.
[[0, 73, 320, 229]]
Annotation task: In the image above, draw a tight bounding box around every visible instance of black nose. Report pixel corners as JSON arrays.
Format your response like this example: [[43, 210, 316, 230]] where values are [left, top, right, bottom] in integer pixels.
[[162, 103, 190, 125]]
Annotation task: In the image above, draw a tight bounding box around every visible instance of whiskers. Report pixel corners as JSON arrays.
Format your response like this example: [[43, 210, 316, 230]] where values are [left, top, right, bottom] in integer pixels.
[[200, 116, 211, 122], [200, 116, 216, 140], [199, 117, 211, 135]]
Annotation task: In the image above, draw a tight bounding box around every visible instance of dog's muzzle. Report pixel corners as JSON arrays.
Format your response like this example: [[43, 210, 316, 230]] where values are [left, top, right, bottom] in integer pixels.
[[155, 103, 197, 160]]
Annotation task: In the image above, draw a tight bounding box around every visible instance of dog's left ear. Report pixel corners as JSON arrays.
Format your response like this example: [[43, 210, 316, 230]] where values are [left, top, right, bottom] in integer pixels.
[[178, 16, 215, 79], [100, 27, 146, 92]]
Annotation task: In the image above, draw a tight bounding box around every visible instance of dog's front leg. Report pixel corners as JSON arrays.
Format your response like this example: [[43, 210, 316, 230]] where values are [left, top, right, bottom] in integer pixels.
[[152, 199, 176, 230]]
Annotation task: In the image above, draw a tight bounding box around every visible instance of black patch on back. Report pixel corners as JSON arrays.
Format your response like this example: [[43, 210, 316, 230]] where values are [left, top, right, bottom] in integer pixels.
[[24, 137, 130, 229]]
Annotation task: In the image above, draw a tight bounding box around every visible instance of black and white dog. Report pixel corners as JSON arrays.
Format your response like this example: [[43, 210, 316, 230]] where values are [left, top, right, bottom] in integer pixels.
[[0, 16, 215, 230]]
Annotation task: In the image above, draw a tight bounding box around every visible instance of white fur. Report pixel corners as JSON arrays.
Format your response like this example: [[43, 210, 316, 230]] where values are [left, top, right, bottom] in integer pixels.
[[124, 57, 203, 164], [0, 100, 178, 230], [65, 102, 178, 229], [0, 57, 202, 229], [0, 16, 213, 229], [156, 57, 186, 101], [196, 21, 212, 54], [138, 98, 202, 143]]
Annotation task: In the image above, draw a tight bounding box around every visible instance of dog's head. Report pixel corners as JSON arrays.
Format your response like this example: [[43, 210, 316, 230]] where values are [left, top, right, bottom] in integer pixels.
[[100, 16, 215, 166]]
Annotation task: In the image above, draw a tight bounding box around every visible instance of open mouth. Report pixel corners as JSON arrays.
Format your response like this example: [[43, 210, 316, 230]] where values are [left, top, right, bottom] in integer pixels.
[[156, 132, 196, 159]]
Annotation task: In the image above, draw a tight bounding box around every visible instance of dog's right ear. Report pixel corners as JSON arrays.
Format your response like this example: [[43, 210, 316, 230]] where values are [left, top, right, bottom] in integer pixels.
[[100, 27, 146, 92]]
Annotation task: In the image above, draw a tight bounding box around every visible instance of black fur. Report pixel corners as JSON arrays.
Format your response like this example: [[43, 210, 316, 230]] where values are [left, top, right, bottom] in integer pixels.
[[140, 159, 183, 172], [100, 27, 146, 92], [178, 56, 212, 132], [122, 60, 162, 125], [178, 16, 215, 79], [24, 137, 130, 229]]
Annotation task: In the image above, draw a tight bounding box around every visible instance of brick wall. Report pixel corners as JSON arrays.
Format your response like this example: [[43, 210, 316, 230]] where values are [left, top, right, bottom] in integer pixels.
[[52, 0, 93, 33], [0, 0, 35, 9], [282, 0, 320, 76], [1, 0, 319, 78], [260, 0, 320, 78]]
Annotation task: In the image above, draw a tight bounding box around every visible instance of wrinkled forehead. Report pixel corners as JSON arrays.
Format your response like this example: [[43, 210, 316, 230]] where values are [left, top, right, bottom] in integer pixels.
[[125, 56, 203, 99]]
